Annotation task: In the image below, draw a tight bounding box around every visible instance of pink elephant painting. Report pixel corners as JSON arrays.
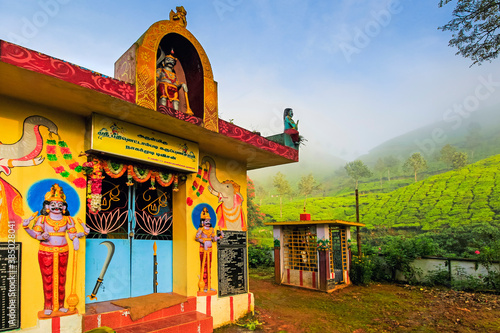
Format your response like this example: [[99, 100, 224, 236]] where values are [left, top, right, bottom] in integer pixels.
[[202, 156, 246, 231]]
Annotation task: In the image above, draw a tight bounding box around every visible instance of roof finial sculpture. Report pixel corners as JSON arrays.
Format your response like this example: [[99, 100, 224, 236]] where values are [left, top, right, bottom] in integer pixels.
[[169, 6, 187, 27]]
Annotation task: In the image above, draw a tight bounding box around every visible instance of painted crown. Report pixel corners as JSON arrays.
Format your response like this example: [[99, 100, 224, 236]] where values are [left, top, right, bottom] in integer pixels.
[[200, 208, 210, 220], [44, 184, 66, 202]]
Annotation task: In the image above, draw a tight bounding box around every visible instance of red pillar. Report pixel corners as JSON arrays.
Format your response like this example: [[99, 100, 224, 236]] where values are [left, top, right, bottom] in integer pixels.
[[274, 247, 281, 284], [319, 250, 330, 291]]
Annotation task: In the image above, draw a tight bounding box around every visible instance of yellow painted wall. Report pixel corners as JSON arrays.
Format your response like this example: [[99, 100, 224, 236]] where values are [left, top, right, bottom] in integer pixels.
[[196, 292, 254, 328], [173, 154, 247, 297], [1, 94, 251, 330], [0, 96, 87, 329]]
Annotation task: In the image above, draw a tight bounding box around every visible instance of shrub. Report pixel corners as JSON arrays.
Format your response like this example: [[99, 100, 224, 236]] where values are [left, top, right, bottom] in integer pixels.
[[349, 255, 374, 285], [423, 267, 451, 287], [452, 267, 485, 291], [379, 235, 437, 284], [370, 255, 392, 282], [248, 246, 273, 268], [476, 240, 500, 291]]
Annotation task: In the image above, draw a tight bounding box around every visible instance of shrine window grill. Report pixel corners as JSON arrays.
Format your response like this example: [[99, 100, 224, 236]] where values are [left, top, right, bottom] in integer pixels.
[[283, 226, 318, 272], [86, 172, 129, 239], [133, 181, 172, 241], [86, 158, 175, 240], [329, 227, 348, 284]]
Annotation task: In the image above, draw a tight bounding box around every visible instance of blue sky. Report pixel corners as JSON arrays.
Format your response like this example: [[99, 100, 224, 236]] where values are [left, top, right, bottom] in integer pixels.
[[1, 0, 500, 161]]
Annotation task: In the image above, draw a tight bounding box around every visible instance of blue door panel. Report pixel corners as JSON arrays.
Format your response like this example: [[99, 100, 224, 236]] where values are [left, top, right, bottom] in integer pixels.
[[131, 240, 173, 297], [85, 238, 131, 303]]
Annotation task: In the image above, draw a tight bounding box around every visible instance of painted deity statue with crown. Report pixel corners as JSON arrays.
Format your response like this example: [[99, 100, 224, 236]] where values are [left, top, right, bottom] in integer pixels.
[[23, 184, 88, 316], [195, 207, 224, 295], [156, 49, 193, 115]]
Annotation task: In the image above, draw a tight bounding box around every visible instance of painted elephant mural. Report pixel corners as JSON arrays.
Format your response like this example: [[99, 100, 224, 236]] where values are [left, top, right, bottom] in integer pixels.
[[0, 115, 58, 237], [202, 156, 246, 231]]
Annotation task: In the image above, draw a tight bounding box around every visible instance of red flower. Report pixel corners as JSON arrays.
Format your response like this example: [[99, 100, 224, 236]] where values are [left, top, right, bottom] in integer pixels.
[[73, 177, 87, 189], [475, 250, 480, 254], [46, 146, 57, 154], [60, 147, 71, 155], [91, 183, 102, 193], [54, 166, 65, 174], [69, 162, 79, 170]]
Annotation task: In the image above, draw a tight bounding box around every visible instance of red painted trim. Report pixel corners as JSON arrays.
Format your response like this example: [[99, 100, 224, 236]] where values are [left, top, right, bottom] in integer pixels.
[[299, 270, 303, 286], [248, 293, 252, 312], [312, 272, 316, 289], [230, 296, 234, 322], [0, 41, 135, 103], [218, 120, 299, 162], [287, 269, 290, 284], [51, 317, 60, 333], [206, 296, 211, 317]]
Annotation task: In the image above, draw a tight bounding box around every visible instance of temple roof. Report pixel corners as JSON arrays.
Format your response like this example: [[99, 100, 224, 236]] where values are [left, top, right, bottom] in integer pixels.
[[264, 220, 365, 227], [0, 40, 298, 170]]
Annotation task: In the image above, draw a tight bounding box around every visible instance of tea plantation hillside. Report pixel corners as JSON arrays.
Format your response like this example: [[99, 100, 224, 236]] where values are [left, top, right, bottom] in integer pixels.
[[260, 154, 500, 230]]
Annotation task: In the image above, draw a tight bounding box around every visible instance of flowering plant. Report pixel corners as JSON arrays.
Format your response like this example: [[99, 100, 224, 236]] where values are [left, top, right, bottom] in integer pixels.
[[274, 238, 280, 248], [82, 161, 94, 175], [87, 158, 104, 213], [316, 239, 330, 251]]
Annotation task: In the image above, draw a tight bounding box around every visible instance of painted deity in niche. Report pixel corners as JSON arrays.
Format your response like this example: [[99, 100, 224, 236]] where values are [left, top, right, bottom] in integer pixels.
[[156, 49, 193, 115], [187, 156, 247, 231], [0, 116, 58, 237], [195, 208, 223, 295], [23, 184, 88, 316], [284, 108, 300, 147]]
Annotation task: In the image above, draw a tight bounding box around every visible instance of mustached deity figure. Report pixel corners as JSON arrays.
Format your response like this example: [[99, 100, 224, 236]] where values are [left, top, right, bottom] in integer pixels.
[[23, 184, 88, 316], [195, 208, 223, 295], [156, 49, 191, 114]]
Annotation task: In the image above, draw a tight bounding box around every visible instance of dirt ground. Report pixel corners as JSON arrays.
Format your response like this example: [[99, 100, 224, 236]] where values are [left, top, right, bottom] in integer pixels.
[[215, 269, 500, 333]]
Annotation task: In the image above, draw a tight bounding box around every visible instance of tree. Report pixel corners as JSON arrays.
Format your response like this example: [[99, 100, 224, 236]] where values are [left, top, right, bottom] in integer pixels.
[[247, 177, 265, 228], [344, 160, 373, 190], [384, 156, 399, 181], [255, 184, 267, 206], [403, 153, 428, 182], [466, 122, 482, 161], [298, 173, 319, 212], [440, 144, 457, 168], [439, 0, 500, 65], [374, 158, 386, 187], [452, 151, 468, 169], [273, 172, 291, 218]]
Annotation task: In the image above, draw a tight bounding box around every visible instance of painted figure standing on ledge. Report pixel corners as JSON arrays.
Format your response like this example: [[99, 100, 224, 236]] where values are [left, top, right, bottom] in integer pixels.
[[23, 184, 88, 316], [195, 209, 223, 295], [156, 49, 190, 113], [284, 108, 300, 145]]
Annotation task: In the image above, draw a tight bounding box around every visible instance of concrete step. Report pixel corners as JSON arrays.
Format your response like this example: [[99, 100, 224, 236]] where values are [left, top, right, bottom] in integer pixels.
[[84, 295, 201, 332], [114, 311, 212, 333]]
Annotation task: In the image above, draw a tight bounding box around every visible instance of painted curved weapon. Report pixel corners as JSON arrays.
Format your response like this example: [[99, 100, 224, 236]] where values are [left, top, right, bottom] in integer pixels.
[[87, 241, 115, 300]]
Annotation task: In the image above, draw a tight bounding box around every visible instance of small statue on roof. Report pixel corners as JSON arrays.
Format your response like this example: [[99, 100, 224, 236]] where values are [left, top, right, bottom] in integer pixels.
[[284, 108, 300, 146], [170, 6, 187, 27]]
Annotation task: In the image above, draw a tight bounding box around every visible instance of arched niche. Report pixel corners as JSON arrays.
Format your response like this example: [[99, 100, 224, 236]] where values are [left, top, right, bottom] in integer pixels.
[[134, 20, 218, 132]]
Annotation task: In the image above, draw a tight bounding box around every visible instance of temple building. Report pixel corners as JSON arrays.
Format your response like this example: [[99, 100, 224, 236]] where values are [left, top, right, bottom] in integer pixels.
[[266, 218, 364, 292], [0, 7, 298, 332]]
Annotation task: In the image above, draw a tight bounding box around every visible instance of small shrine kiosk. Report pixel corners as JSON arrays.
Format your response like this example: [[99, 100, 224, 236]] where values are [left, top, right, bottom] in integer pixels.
[[266, 216, 364, 292], [0, 7, 298, 333]]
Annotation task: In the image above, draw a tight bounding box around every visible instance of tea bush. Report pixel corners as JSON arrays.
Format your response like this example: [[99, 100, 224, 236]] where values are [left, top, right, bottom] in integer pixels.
[[248, 246, 273, 268]]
